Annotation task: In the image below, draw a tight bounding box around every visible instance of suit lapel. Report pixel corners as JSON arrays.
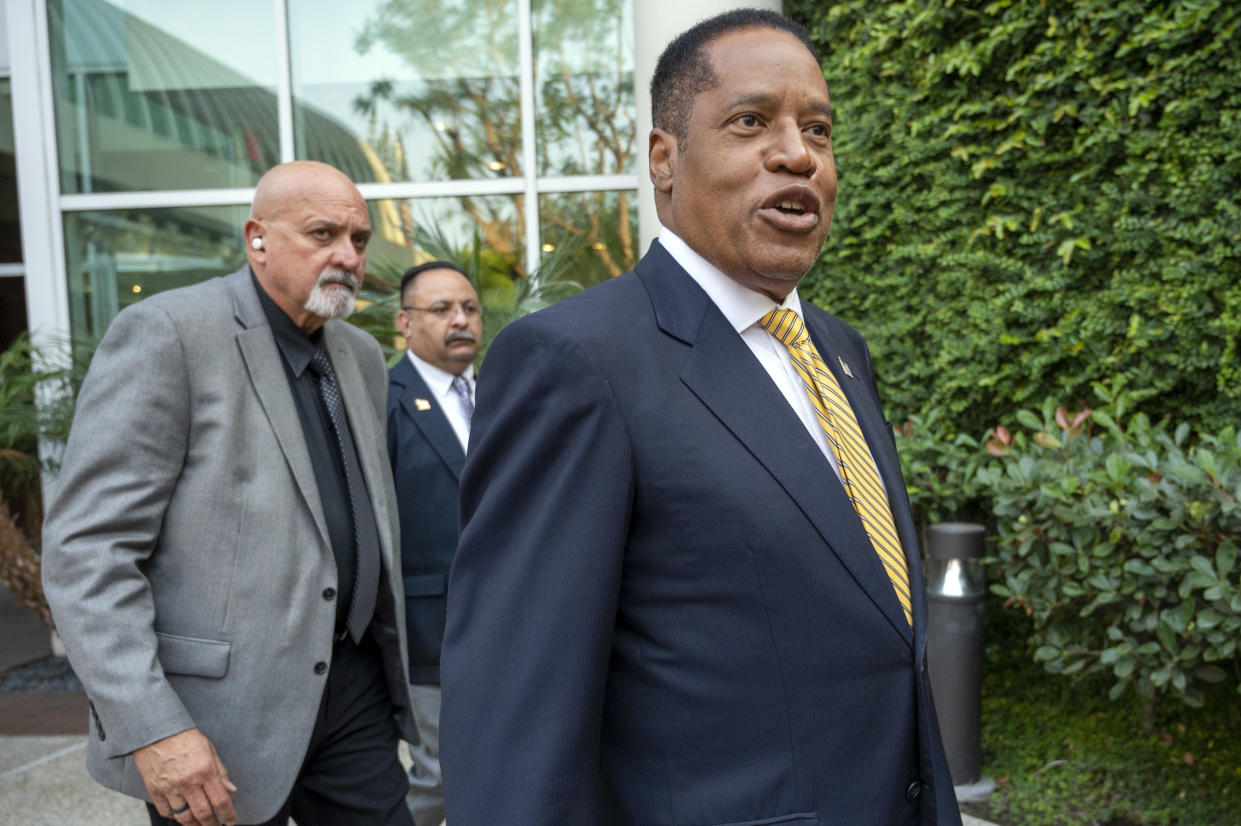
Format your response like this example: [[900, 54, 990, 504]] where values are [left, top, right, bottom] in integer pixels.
[[637, 244, 912, 645], [228, 270, 331, 548], [803, 313, 926, 640], [325, 326, 397, 569], [391, 358, 465, 479]]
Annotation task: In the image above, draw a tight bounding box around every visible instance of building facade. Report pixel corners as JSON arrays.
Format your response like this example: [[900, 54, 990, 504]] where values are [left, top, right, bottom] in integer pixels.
[[3, 0, 776, 348]]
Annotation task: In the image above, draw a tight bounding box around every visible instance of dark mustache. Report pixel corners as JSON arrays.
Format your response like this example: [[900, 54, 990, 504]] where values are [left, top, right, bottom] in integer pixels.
[[446, 330, 478, 344]]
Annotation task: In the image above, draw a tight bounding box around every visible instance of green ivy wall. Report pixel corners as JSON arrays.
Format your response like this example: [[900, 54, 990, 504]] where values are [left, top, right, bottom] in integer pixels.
[[788, 0, 1241, 437]]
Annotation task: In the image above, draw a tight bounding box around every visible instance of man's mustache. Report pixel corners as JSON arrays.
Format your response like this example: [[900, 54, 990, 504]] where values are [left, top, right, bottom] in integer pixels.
[[446, 330, 478, 344], [317, 270, 360, 292]]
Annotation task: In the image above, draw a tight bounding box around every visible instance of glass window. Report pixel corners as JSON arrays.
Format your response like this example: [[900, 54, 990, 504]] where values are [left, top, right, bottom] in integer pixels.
[[365, 193, 523, 281], [47, 0, 280, 194], [533, 0, 635, 177], [349, 194, 522, 355], [538, 189, 637, 288], [290, 0, 521, 184], [63, 196, 522, 342], [1, 77, 22, 262], [64, 205, 249, 338]]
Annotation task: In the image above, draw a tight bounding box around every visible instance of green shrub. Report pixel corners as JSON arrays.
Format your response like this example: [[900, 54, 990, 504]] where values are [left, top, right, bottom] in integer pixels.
[[892, 407, 988, 541], [790, 0, 1241, 436], [978, 379, 1241, 707]]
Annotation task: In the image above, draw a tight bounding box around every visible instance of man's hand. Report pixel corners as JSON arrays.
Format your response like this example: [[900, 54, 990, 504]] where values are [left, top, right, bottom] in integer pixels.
[[133, 728, 238, 826]]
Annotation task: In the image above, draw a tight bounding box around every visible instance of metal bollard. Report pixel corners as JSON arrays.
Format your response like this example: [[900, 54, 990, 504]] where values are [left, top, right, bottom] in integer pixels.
[[925, 522, 988, 791]]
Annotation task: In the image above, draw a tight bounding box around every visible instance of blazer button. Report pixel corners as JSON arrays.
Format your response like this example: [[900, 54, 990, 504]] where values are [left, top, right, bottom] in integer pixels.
[[323, 587, 336, 601], [314, 661, 328, 675], [905, 780, 923, 800]]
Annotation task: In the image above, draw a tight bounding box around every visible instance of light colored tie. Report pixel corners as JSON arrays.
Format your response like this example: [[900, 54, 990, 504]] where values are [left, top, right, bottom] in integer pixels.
[[451, 374, 474, 425], [761, 308, 912, 627]]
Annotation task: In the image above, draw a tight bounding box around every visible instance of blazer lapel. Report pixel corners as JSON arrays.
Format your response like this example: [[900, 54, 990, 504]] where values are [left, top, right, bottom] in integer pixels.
[[228, 270, 331, 548], [637, 245, 912, 645], [325, 326, 398, 570], [391, 358, 466, 479], [803, 312, 926, 641]]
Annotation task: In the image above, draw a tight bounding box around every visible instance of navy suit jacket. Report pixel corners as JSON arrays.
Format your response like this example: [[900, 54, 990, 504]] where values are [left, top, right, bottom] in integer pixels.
[[387, 356, 464, 684], [441, 242, 961, 826]]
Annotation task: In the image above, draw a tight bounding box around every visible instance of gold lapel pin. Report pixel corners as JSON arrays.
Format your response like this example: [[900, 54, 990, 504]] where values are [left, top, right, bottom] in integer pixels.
[[414, 398, 432, 411], [838, 356, 854, 379]]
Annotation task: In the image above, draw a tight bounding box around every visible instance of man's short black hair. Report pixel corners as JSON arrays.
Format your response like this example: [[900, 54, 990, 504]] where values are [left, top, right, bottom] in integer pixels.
[[651, 9, 820, 149], [399, 260, 469, 300]]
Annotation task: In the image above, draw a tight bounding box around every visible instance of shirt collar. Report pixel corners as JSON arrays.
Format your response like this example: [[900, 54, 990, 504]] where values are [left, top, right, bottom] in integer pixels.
[[405, 349, 474, 398], [658, 227, 803, 333], [252, 272, 322, 375]]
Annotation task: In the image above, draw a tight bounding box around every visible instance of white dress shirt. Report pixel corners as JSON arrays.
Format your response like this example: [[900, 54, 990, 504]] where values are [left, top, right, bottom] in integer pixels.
[[659, 227, 843, 480], [405, 350, 474, 452]]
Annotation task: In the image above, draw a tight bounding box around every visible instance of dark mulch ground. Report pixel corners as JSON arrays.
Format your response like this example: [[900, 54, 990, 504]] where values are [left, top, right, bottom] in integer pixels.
[[0, 654, 83, 693]]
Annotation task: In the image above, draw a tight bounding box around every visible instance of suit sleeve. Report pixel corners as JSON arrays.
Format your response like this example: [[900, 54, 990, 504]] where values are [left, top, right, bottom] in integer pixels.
[[440, 316, 633, 825], [41, 301, 197, 757]]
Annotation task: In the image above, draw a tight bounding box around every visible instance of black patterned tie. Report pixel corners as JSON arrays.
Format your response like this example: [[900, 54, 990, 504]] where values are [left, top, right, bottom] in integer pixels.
[[308, 349, 380, 642]]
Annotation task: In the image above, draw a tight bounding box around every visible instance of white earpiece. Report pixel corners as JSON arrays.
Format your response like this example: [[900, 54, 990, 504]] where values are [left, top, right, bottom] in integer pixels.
[[251, 237, 263, 250]]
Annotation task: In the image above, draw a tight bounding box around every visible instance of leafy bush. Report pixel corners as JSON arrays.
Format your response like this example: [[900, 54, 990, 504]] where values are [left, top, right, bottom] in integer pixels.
[[973, 593, 1241, 826], [0, 334, 89, 628], [790, 0, 1241, 436], [349, 220, 587, 365], [892, 408, 988, 541], [977, 380, 1241, 707]]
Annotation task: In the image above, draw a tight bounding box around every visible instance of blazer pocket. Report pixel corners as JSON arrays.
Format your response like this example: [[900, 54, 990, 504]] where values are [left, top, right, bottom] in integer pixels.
[[155, 632, 231, 678], [701, 814, 819, 826], [403, 572, 447, 596]]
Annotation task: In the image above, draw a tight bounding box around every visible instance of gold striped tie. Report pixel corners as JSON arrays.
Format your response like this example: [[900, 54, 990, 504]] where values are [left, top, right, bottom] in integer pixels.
[[761, 308, 912, 627]]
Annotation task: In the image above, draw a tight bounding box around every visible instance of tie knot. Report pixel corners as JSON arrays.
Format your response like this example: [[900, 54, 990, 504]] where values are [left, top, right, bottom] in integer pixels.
[[308, 349, 333, 379], [760, 308, 809, 347]]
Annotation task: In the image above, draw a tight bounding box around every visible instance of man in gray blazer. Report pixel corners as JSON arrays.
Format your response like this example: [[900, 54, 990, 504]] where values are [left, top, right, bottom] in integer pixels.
[[42, 161, 416, 826]]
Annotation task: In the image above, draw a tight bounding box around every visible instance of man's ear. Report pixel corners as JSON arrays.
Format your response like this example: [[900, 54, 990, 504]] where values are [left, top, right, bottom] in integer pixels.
[[649, 128, 676, 194], [243, 218, 266, 264]]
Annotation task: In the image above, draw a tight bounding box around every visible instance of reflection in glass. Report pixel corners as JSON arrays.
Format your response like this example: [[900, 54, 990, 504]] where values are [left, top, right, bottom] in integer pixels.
[[1, 78, 22, 262], [533, 0, 635, 177], [47, 0, 280, 193], [293, 0, 521, 184], [65, 206, 249, 338], [365, 194, 522, 279], [539, 189, 637, 288], [64, 197, 521, 346]]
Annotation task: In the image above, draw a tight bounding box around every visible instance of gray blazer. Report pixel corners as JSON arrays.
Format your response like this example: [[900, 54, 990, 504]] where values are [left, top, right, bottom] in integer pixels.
[[41, 268, 414, 824]]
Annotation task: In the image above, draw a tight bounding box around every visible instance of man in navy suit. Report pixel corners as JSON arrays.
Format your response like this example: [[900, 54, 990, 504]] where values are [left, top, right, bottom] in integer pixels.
[[387, 261, 481, 826], [441, 9, 962, 826]]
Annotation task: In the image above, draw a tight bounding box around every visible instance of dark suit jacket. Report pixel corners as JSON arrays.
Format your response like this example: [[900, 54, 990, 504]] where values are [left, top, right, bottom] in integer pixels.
[[441, 242, 961, 826], [387, 356, 465, 684]]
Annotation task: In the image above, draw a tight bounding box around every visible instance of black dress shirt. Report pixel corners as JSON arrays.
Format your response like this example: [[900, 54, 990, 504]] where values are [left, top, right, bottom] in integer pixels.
[[253, 274, 355, 630]]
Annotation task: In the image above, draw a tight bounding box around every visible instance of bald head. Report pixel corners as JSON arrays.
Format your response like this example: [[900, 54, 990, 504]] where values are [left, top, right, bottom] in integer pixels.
[[244, 161, 371, 335], [250, 161, 363, 221]]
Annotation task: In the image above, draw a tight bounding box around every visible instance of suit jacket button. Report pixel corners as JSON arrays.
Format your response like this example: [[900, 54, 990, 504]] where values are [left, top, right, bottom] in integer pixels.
[[323, 587, 336, 601], [905, 780, 923, 800], [314, 661, 328, 675]]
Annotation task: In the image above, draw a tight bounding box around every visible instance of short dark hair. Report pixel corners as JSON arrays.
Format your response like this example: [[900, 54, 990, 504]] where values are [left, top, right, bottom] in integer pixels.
[[399, 260, 469, 300], [651, 9, 819, 149]]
